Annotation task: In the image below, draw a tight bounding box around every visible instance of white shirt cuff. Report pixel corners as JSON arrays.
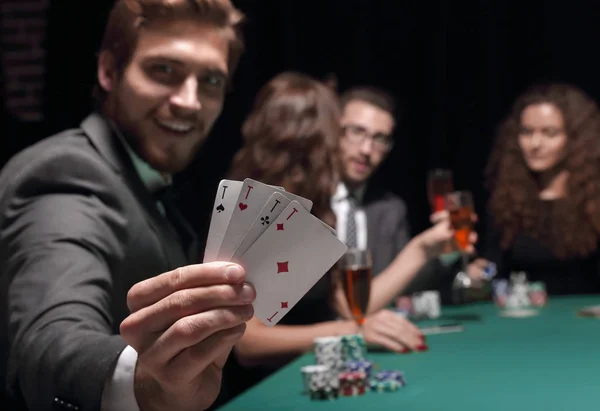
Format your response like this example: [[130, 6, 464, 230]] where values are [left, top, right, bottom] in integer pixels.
[[101, 345, 140, 411]]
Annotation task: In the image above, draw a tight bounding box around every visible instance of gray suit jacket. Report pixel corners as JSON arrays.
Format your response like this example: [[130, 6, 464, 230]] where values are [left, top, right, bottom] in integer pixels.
[[0, 113, 197, 411], [364, 188, 411, 276], [363, 186, 445, 296]]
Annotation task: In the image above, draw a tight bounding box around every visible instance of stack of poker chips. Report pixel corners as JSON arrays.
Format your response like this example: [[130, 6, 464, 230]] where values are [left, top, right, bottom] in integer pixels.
[[303, 334, 407, 400], [412, 290, 441, 319], [395, 296, 413, 316], [528, 282, 547, 307], [492, 279, 509, 307], [314, 336, 344, 374], [340, 334, 367, 361], [339, 371, 368, 396], [395, 290, 442, 319], [300, 365, 339, 400], [493, 276, 548, 309], [370, 370, 406, 393], [345, 359, 373, 378]]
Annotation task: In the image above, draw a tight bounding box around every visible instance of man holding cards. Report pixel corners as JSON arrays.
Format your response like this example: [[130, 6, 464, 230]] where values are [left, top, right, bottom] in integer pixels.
[[0, 1, 254, 411]]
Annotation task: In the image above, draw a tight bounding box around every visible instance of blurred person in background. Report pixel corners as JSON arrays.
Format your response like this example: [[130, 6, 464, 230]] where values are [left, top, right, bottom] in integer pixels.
[[469, 83, 600, 295]]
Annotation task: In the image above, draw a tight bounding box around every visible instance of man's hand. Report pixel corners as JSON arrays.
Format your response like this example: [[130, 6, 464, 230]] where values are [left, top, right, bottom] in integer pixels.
[[120, 262, 256, 411], [362, 309, 427, 353], [466, 258, 491, 280], [417, 210, 478, 257]]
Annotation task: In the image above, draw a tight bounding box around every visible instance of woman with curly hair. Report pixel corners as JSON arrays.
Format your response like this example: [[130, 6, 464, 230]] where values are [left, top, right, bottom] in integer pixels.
[[469, 83, 600, 295], [218, 71, 467, 401]]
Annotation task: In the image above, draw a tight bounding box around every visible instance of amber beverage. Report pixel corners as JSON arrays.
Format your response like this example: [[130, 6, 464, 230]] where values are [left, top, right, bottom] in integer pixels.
[[341, 249, 372, 326], [427, 169, 454, 212], [342, 265, 372, 325], [449, 205, 474, 250], [445, 191, 474, 251]]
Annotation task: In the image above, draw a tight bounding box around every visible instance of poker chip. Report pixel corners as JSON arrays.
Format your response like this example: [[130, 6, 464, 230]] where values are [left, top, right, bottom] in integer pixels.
[[492, 279, 509, 307], [528, 282, 547, 307], [374, 370, 406, 386], [395, 296, 413, 315], [313, 336, 344, 374], [344, 360, 373, 377], [369, 379, 401, 393], [412, 290, 441, 319], [301, 365, 332, 394], [340, 334, 366, 361], [482, 262, 498, 280], [309, 388, 338, 400], [339, 371, 367, 396]]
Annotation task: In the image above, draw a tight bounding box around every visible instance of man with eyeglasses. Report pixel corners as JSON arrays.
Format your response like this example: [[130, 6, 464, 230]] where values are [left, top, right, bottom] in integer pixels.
[[334, 86, 407, 276], [334, 86, 458, 294]]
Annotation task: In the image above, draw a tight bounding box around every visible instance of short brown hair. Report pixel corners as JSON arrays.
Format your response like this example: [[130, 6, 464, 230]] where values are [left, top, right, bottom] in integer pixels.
[[340, 86, 396, 117], [94, 0, 245, 103]]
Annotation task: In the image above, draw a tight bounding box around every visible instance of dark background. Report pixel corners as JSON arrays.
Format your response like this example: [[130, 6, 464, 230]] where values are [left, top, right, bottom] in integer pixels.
[[3, 0, 600, 243]]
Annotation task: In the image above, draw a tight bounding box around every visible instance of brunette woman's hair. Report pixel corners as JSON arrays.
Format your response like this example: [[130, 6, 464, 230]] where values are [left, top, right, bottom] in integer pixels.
[[486, 82, 600, 257], [227, 71, 342, 228]]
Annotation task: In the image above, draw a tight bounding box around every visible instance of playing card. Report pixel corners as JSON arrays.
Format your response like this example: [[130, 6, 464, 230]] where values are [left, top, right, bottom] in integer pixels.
[[419, 324, 464, 335], [231, 192, 292, 260], [500, 308, 539, 318], [319, 220, 337, 236], [577, 305, 600, 318], [216, 178, 312, 261], [238, 200, 347, 326], [203, 179, 243, 262]]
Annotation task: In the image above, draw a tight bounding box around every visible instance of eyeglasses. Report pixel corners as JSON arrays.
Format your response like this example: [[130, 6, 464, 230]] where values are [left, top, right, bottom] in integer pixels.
[[342, 124, 394, 152]]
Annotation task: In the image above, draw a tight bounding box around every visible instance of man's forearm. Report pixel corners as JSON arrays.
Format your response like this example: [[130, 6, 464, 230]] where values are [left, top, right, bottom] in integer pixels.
[[11, 321, 126, 411]]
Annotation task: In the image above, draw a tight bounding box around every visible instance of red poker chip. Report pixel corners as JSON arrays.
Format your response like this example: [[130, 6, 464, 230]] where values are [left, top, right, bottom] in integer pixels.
[[339, 371, 365, 381]]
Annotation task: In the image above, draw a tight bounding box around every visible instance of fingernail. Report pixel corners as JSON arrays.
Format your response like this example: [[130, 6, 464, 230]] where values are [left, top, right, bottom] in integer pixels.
[[241, 283, 255, 302], [415, 344, 429, 352], [225, 265, 243, 282], [400, 347, 411, 354], [419, 334, 426, 341]]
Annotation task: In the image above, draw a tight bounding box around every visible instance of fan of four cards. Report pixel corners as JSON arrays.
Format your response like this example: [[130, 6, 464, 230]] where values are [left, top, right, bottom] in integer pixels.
[[204, 178, 348, 326]]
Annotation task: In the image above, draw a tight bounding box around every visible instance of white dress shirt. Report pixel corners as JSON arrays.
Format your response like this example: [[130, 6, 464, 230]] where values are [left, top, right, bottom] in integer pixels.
[[101, 127, 172, 411], [331, 182, 368, 250]]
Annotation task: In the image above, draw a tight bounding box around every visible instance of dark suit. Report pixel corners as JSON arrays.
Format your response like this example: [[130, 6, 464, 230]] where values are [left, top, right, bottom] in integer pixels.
[[363, 186, 411, 276], [362, 185, 450, 298], [0, 113, 197, 410]]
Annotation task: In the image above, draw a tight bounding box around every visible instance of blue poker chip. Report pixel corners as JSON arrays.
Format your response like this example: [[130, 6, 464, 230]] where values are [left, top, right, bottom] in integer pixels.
[[345, 360, 373, 375], [374, 370, 406, 386], [482, 262, 497, 280]]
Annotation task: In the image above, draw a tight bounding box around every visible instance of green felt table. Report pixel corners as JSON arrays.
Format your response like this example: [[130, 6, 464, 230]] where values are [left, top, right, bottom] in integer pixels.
[[218, 296, 600, 411]]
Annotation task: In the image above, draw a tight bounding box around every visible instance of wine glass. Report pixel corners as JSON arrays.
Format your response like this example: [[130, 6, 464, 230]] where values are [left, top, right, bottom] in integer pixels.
[[427, 169, 457, 257], [445, 191, 475, 303], [341, 248, 372, 328], [427, 169, 454, 212]]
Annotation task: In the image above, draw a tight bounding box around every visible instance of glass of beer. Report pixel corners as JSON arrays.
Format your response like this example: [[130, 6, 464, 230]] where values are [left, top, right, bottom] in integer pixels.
[[427, 169, 454, 212], [341, 248, 372, 327], [445, 191, 475, 303]]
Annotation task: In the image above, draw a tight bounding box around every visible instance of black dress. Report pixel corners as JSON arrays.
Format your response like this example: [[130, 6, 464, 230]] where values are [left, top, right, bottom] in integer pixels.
[[482, 199, 600, 295], [212, 273, 336, 408]]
